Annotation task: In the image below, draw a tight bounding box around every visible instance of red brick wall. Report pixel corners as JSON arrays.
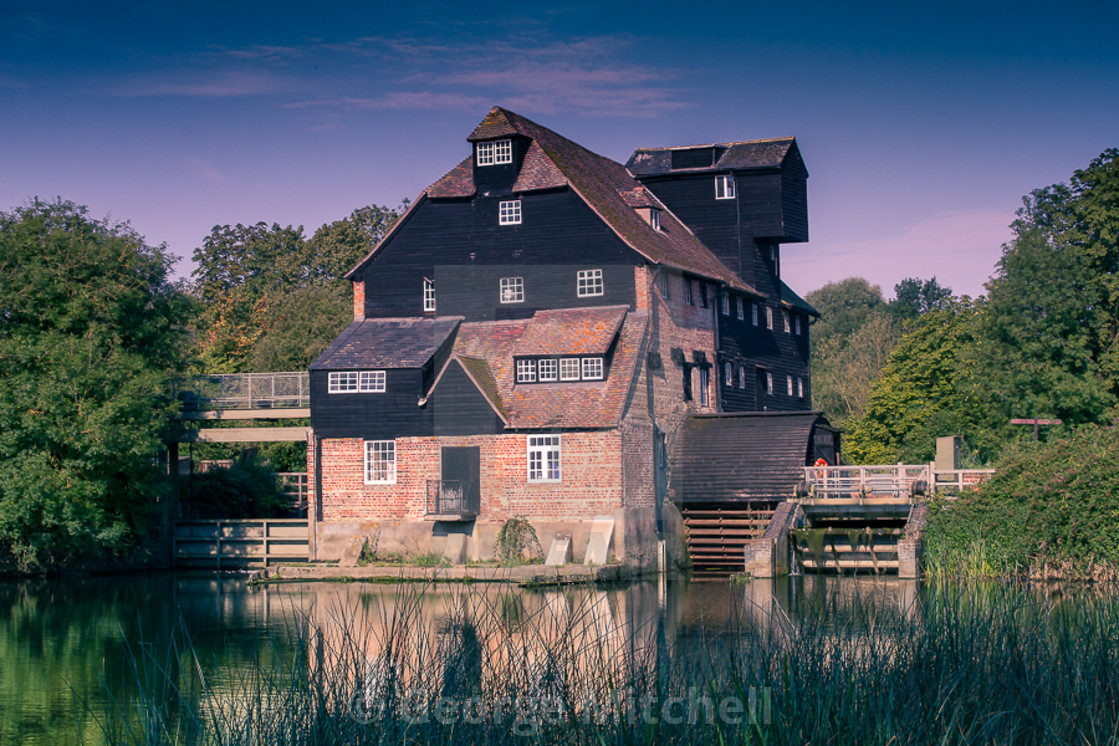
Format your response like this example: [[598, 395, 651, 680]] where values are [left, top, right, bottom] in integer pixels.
[[314, 431, 625, 522], [353, 280, 365, 321]]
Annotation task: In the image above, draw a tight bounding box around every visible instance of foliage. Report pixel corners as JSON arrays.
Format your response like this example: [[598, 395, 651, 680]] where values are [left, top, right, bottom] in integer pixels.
[[0, 199, 185, 570], [890, 276, 954, 321], [494, 517, 543, 566], [186, 451, 287, 519], [306, 202, 407, 281], [924, 426, 1119, 580], [248, 284, 351, 372], [811, 311, 901, 427], [844, 301, 979, 464], [805, 277, 886, 350]]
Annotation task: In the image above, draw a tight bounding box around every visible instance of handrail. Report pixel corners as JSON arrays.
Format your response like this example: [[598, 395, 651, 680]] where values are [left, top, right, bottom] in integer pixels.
[[801, 463, 994, 498], [173, 372, 310, 410]]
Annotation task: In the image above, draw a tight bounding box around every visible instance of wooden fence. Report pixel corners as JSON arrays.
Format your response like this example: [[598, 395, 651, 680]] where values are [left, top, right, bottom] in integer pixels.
[[172, 519, 308, 568]]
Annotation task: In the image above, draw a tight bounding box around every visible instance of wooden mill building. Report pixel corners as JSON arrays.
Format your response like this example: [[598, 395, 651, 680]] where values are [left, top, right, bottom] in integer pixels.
[[307, 107, 835, 568]]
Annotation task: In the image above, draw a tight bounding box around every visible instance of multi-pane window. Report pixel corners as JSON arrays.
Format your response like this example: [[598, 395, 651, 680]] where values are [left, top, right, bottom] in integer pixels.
[[724, 362, 733, 386], [783, 310, 792, 334], [516, 359, 537, 383], [582, 357, 604, 380], [577, 269, 604, 297], [364, 440, 396, 484], [538, 358, 558, 381], [766, 371, 774, 395], [658, 272, 670, 299], [797, 377, 805, 398], [739, 366, 747, 389], [721, 294, 730, 315], [715, 174, 736, 200], [685, 280, 694, 306], [500, 277, 524, 303], [477, 139, 512, 166], [765, 306, 774, 330], [787, 375, 794, 396], [527, 435, 561, 482], [329, 370, 385, 393], [499, 200, 522, 225], [699, 367, 710, 406], [752, 302, 759, 326], [559, 358, 581, 381], [736, 297, 744, 320], [423, 278, 436, 313]]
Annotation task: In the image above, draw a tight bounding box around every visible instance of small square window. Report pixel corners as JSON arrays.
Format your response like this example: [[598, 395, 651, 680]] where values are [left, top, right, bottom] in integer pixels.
[[752, 302, 759, 326], [577, 269, 603, 297], [527, 435, 561, 482], [364, 440, 396, 484], [538, 359, 558, 382], [359, 370, 386, 392], [736, 297, 744, 320], [500, 277, 524, 304], [787, 375, 794, 397], [499, 200, 522, 225], [516, 359, 536, 383], [765, 307, 774, 330], [559, 358, 581, 381], [477, 139, 512, 166], [582, 357, 604, 380], [329, 371, 358, 393], [423, 278, 436, 313], [715, 174, 736, 199]]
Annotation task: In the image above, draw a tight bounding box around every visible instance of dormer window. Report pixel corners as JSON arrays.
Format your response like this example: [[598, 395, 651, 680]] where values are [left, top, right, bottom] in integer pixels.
[[715, 174, 736, 200], [477, 139, 512, 166]]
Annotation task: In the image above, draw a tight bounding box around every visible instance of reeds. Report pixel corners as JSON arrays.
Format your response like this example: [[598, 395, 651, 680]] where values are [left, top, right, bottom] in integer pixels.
[[98, 579, 1119, 745]]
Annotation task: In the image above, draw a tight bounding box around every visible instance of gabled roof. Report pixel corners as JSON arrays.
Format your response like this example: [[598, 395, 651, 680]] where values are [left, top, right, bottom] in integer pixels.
[[309, 317, 462, 370], [441, 307, 649, 430], [625, 138, 806, 176], [672, 412, 830, 502], [516, 306, 627, 356], [779, 280, 819, 317], [349, 106, 761, 296]]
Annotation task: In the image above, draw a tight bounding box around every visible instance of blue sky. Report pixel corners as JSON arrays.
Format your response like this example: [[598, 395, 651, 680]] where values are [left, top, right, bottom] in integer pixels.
[[2, 0, 1116, 299]]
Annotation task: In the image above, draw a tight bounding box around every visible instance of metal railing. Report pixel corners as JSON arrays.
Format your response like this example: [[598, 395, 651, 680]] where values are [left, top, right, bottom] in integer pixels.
[[801, 463, 995, 499], [426, 480, 479, 516], [275, 472, 308, 511], [173, 372, 310, 411]]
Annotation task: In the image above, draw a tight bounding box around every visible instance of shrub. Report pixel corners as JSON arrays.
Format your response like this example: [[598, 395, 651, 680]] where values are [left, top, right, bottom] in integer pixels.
[[495, 517, 543, 566], [187, 451, 287, 519]]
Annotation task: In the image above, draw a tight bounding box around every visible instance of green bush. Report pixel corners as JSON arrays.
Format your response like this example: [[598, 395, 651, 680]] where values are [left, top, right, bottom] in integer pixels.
[[925, 426, 1119, 580], [187, 452, 287, 519], [495, 517, 543, 566]]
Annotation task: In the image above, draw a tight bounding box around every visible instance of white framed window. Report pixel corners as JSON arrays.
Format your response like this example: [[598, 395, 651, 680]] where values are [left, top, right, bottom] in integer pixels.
[[765, 306, 774, 330], [752, 302, 759, 326], [715, 174, 736, 200], [699, 367, 709, 406], [787, 375, 794, 397], [797, 377, 805, 398], [795, 315, 802, 335], [516, 359, 536, 383], [724, 362, 733, 386], [527, 435, 561, 482], [500, 277, 524, 304], [736, 297, 744, 320], [364, 440, 396, 484], [658, 273, 670, 299], [766, 372, 774, 395], [499, 200, 522, 225], [581, 357, 604, 380], [329, 371, 385, 393], [423, 278, 436, 313], [538, 358, 558, 382], [721, 294, 730, 315], [577, 269, 603, 297], [559, 358, 581, 381], [650, 208, 661, 231], [783, 310, 792, 334], [739, 366, 747, 389], [477, 139, 512, 166]]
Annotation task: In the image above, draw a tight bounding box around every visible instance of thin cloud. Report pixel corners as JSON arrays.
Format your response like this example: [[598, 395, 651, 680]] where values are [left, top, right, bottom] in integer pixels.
[[104, 70, 290, 98]]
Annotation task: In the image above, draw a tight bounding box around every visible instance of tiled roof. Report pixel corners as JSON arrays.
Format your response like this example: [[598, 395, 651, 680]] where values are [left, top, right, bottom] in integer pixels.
[[516, 306, 627, 356], [625, 138, 803, 176], [444, 307, 649, 429], [354, 106, 762, 296], [309, 317, 462, 370], [779, 280, 819, 317]]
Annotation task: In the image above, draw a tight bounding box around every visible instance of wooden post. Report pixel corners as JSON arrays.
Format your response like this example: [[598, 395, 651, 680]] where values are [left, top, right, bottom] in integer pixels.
[[1010, 418, 1062, 441]]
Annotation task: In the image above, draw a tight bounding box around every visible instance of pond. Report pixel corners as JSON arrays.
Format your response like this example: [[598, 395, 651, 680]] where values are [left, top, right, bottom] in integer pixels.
[[0, 572, 1113, 744]]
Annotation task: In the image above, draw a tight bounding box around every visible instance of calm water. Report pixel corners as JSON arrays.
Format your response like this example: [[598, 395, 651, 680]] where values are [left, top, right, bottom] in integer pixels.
[[0, 572, 919, 744]]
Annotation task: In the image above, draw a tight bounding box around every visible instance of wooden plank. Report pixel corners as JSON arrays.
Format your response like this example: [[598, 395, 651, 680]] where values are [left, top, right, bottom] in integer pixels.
[[178, 427, 310, 443], [177, 408, 310, 421]]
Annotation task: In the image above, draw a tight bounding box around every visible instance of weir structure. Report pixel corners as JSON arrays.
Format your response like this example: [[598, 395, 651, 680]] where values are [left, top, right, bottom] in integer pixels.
[[743, 438, 993, 578]]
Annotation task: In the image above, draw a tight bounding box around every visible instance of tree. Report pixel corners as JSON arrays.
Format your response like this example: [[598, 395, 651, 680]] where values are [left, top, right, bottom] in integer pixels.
[[890, 276, 954, 321], [307, 202, 406, 281], [0, 199, 185, 570], [805, 277, 886, 350]]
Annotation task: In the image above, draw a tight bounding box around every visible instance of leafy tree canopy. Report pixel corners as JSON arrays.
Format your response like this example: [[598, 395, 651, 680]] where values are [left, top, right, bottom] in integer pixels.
[[0, 199, 185, 569]]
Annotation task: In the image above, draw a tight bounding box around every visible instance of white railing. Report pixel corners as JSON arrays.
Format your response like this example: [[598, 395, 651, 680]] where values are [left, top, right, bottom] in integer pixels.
[[801, 463, 994, 499], [174, 372, 310, 410], [931, 468, 996, 492]]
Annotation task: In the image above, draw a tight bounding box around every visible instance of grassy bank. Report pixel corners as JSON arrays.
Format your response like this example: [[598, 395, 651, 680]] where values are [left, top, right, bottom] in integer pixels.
[[96, 580, 1119, 745]]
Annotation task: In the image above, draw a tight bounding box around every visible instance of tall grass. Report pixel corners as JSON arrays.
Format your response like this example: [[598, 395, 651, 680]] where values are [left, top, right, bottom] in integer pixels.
[[98, 580, 1119, 745]]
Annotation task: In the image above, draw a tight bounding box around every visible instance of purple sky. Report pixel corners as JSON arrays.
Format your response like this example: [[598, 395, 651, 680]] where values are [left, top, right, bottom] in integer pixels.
[[2, 0, 1116, 300]]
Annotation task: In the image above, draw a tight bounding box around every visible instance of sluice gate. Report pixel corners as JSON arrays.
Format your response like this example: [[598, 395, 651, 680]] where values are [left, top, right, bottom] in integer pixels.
[[681, 502, 777, 571]]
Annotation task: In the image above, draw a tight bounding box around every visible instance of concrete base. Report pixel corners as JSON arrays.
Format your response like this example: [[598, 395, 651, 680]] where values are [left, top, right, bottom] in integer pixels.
[[544, 535, 572, 566], [743, 501, 800, 578], [898, 502, 929, 579]]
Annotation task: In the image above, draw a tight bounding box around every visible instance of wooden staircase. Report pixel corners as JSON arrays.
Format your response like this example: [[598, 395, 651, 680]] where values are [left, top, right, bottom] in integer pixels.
[[681, 502, 777, 571]]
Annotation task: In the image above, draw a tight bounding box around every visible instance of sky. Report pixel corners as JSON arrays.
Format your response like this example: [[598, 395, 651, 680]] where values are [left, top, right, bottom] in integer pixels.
[[2, 0, 1117, 300]]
